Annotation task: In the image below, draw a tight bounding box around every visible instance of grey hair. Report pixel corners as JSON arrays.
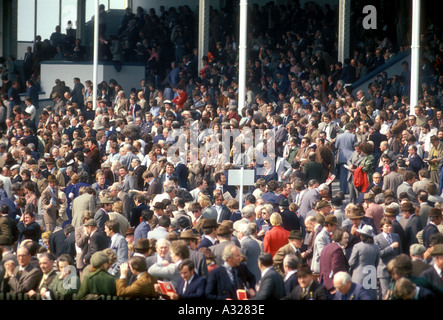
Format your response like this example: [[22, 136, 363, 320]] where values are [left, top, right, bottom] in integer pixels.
[[236, 221, 252, 236], [333, 271, 351, 285], [318, 183, 329, 192], [241, 205, 255, 219], [156, 238, 170, 248], [283, 253, 300, 270], [111, 182, 123, 191], [222, 244, 239, 262]]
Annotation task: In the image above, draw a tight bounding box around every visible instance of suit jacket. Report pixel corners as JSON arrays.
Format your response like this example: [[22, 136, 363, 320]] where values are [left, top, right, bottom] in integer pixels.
[[411, 259, 432, 277], [189, 249, 209, 279], [332, 282, 372, 300], [94, 208, 109, 232], [422, 223, 439, 248], [298, 188, 320, 219], [134, 221, 150, 243], [240, 236, 262, 282], [404, 214, 422, 249], [319, 242, 348, 291], [108, 233, 129, 276], [83, 230, 110, 265], [3, 264, 43, 294], [175, 273, 207, 299], [210, 241, 236, 266], [281, 280, 328, 300], [121, 174, 136, 193], [146, 179, 162, 197], [273, 243, 302, 277], [397, 182, 418, 205], [284, 272, 299, 296], [420, 266, 443, 290], [148, 261, 181, 289], [348, 242, 380, 285], [133, 165, 147, 191], [116, 272, 158, 298], [40, 186, 63, 227], [213, 204, 231, 223], [311, 228, 332, 274], [274, 125, 288, 157], [374, 232, 401, 278], [335, 131, 357, 164], [130, 203, 149, 228], [252, 267, 285, 300], [71, 193, 96, 228], [382, 171, 404, 192], [205, 263, 254, 300]]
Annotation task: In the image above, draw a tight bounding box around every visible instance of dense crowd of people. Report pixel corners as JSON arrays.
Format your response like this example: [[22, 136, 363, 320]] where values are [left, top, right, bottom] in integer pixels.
[[0, 1, 443, 302]]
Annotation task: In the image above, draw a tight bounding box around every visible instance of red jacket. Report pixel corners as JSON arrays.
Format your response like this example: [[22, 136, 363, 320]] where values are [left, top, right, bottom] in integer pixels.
[[264, 226, 290, 257], [172, 90, 188, 110], [353, 166, 369, 193]]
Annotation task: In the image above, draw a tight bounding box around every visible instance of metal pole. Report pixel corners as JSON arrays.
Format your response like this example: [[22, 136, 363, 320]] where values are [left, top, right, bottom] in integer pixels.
[[93, 0, 99, 110], [239, 167, 244, 211], [238, 0, 248, 115], [410, 0, 421, 115]]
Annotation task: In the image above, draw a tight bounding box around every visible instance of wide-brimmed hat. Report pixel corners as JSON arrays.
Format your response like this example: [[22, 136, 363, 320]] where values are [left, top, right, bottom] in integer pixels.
[[217, 224, 233, 236], [431, 244, 443, 256], [100, 196, 113, 204], [384, 206, 398, 217], [316, 200, 331, 210], [202, 218, 218, 229], [363, 193, 374, 200], [288, 230, 303, 240], [179, 229, 198, 240], [400, 202, 414, 212], [125, 227, 135, 236], [134, 238, 150, 250], [324, 215, 338, 225], [429, 208, 442, 217], [348, 208, 364, 219], [279, 198, 290, 208], [357, 225, 375, 237], [47, 174, 57, 182]]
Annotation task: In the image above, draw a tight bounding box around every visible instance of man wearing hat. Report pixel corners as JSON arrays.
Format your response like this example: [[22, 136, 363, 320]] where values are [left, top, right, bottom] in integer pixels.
[[40, 174, 66, 232], [344, 207, 378, 258], [209, 221, 235, 266], [198, 219, 218, 250], [401, 201, 422, 251], [315, 200, 332, 227], [419, 244, 443, 290], [273, 230, 304, 277], [279, 198, 301, 232], [311, 215, 338, 275], [422, 208, 442, 248], [409, 244, 432, 277], [94, 196, 113, 233], [179, 229, 208, 278], [152, 201, 166, 218], [77, 250, 117, 299], [363, 192, 384, 234], [82, 219, 110, 266]]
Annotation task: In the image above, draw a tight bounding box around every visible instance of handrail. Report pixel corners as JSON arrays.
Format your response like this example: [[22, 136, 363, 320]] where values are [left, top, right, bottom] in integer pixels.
[[350, 48, 411, 89]]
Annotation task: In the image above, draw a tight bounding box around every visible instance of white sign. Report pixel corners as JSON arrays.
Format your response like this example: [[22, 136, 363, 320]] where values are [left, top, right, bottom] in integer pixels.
[[228, 169, 255, 186]]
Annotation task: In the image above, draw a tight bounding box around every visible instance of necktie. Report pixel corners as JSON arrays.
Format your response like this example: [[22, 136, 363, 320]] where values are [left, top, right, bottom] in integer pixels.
[[301, 287, 308, 300], [387, 235, 392, 245], [183, 280, 188, 294]]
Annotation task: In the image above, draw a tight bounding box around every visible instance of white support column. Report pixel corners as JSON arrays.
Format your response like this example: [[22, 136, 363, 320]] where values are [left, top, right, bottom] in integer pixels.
[[93, 0, 99, 110], [238, 0, 248, 115], [338, 0, 350, 64], [198, 0, 209, 73], [410, 0, 421, 114]]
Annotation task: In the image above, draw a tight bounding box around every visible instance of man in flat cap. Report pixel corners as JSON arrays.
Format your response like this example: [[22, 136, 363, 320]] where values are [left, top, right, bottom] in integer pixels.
[[77, 250, 116, 299], [419, 244, 443, 290], [422, 208, 442, 248], [273, 230, 304, 277], [82, 219, 110, 267], [409, 244, 432, 277], [198, 219, 218, 249]]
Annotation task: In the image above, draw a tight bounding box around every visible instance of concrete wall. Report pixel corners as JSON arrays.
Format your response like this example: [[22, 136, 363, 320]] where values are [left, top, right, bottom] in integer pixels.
[[40, 61, 145, 97]]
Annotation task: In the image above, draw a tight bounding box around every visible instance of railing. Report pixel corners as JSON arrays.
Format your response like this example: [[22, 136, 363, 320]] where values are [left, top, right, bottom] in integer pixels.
[[0, 292, 158, 301]]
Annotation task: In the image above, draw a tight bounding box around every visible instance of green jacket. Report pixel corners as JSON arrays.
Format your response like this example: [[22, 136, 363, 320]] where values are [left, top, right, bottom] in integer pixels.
[[76, 269, 116, 300]]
